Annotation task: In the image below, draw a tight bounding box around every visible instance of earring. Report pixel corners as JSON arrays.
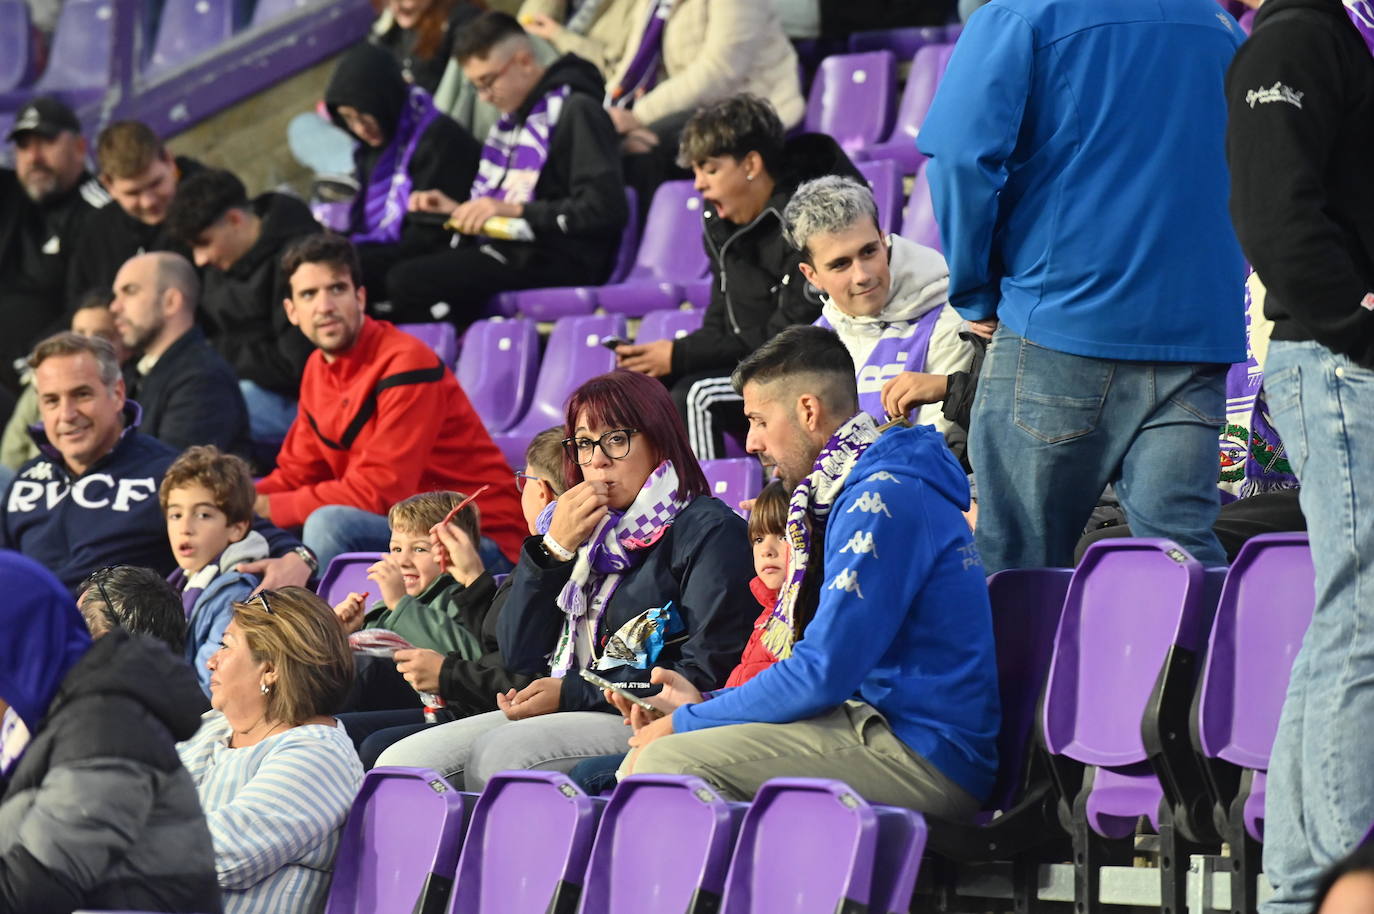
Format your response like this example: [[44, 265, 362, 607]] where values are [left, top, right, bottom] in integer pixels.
[[260, 682, 270, 694], [746, 173, 754, 182]]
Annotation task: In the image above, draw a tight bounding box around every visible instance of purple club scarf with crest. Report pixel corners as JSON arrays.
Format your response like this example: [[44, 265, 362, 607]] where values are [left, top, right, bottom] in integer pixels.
[[1220, 276, 1297, 498], [608, 0, 674, 107], [470, 85, 570, 206], [549, 460, 688, 676], [351, 85, 440, 246], [1346, 0, 1374, 57]]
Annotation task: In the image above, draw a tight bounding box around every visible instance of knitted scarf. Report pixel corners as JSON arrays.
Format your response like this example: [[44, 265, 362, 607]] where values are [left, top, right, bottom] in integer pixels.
[[760, 413, 880, 659], [608, 0, 674, 106], [1220, 276, 1297, 498], [352, 85, 440, 245], [470, 84, 570, 205], [1346, 0, 1374, 57], [550, 460, 689, 676]]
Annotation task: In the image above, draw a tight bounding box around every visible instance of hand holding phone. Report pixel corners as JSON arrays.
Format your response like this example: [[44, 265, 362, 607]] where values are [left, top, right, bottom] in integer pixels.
[[580, 668, 662, 714], [600, 335, 627, 351]]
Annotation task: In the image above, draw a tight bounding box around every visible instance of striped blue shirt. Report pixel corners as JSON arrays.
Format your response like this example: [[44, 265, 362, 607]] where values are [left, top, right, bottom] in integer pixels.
[[178, 712, 363, 914]]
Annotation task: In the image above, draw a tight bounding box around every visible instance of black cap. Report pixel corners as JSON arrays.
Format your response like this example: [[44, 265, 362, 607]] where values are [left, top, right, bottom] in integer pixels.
[[7, 96, 82, 142]]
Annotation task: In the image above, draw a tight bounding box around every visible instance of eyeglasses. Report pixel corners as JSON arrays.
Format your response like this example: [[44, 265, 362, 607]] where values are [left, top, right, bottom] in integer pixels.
[[80, 564, 131, 631], [472, 54, 517, 96], [256, 591, 275, 615], [561, 428, 638, 466], [515, 471, 543, 493]]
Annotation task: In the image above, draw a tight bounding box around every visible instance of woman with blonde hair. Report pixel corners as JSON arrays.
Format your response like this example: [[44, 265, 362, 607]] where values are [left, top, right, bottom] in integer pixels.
[[178, 587, 363, 914]]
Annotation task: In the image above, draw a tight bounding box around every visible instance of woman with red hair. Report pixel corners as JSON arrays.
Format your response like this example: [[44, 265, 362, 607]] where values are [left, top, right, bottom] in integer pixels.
[[375, 370, 755, 785]]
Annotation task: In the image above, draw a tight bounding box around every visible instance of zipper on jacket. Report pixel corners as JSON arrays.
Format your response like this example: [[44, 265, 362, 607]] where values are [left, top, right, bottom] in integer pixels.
[[707, 205, 785, 339]]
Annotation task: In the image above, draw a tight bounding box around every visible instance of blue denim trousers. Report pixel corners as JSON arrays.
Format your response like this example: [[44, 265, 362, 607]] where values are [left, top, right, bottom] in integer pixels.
[[969, 326, 1228, 572], [302, 504, 513, 573], [239, 380, 298, 443], [1260, 341, 1374, 914]]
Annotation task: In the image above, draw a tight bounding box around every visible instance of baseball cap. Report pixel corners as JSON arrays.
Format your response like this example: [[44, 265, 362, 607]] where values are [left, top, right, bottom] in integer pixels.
[[7, 97, 82, 142]]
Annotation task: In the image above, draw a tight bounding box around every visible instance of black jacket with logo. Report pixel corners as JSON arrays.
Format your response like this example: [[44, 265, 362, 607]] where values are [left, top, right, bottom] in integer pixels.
[[1227, 0, 1374, 367]]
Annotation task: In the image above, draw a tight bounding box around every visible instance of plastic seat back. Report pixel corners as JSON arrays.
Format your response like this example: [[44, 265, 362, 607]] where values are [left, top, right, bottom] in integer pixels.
[[803, 51, 896, 152], [628, 180, 708, 284], [579, 774, 745, 914], [857, 156, 903, 236], [145, 0, 237, 78], [455, 318, 539, 433], [449, 771, 603, 914], [847, 25, 950, 58], [635, 307, 703, 343], [325, 767, 471, 914], [33, 0, 115, 95], [316, 552, 377, 606], [400, 321, 459, 369], [721, 778, 879, 913], [901, 161, 941, 252], [700, 458, 762, 518], [870, 805, 928, 914], [0, 1, 33, 92]]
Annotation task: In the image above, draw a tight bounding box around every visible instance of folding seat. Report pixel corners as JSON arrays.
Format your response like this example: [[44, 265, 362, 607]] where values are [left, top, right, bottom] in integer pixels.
[[847, 25, 950, 59], [316, 552, 376, 606], [1041, 539, 1226, 914], [448, 771, 604, 914], [454, 317, 539, 434], [900, 161, 941, 252], [1, 0, 116, 110], [870, 806, 929, 914], [492, 188, 639, 320], [400, 321, 459, 370], [699, 458, 763, 517], [144, 0, 237, 79], [578, 774, 747, 914], [488, 313, 625, 468], [802, 51, 896, 154], [857, 156, 902, 235], [634, 307, 703, 344], [596, 181, 710, 317], [855, 43, 955, 175], [682, 277, 713, 311], [325, 767, 472, 914], [0, 1, 35, 94]]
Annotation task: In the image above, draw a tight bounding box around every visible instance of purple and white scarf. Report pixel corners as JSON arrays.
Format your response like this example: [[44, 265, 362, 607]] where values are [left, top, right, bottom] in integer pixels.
[[760, 413, 880, 659], [470, 85, 570, 206], [550, 460, 689, 676], [352, 85, 440, 245], [608, 0, 674, 107], [0, 707, 30, 778], [1345, 0, 1374, 57], [1220, 275, 1297, 498]]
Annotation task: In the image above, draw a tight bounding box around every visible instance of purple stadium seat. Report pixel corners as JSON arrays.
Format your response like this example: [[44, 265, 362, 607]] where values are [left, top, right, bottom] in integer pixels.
[[700, 458, 763, 518], [857, 157, 902, 236], [493, 188, 639, 320], [635, 307, 703, 343], [447, 771, 604, 914], [455, 317, 539, 433], [870, 806, 928, 914], [325, 767, 472, 914], [17, 0, 115, 109], [399, 321, 459, 369], [803, 51, 896, 154], [847, 25, 950, 59], [721, 778, 881, 913], [1239, 7, 1256, 32], [0, 1, 34, 93], [682, 277, 713, 311], [596, 181, 710, 317], [855, 43, 954, 175], [580, 774, 746, 914], [145, 0, 237, 79], [488, 313, 626, 467], [316, 551, 377, 606], [900, 161, 941, 252]]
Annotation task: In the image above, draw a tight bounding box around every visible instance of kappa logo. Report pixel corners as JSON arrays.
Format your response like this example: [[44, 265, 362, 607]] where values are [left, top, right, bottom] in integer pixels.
[[828, 568, 865, 598], [847, 490, 892, 517], [22, 462, 55, 482], [1246, 82, 1304, 110], [864, 471, 900, 484], [840, 530, 879, 557]]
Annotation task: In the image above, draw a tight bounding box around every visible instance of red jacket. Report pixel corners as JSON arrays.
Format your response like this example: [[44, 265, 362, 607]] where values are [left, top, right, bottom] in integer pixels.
[[258, 319, 526, 560], [724, 576, 782, 688]]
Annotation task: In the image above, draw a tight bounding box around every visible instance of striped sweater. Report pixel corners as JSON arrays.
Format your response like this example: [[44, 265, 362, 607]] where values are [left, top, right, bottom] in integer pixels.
[[178, 713, 363, 914]]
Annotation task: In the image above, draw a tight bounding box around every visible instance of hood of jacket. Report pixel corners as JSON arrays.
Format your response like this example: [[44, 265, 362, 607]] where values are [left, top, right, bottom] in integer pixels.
[[821, 234, 951, 334], [512, 53, 608, 121], [1254, 0, 1358, 31], [326, 42, 411, 141], [227, 193, 320, 280], [0, 551, 92, 732], [851, 421, 971, 512]]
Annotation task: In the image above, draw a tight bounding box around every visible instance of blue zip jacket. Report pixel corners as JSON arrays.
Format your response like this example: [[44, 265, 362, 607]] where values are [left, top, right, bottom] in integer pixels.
[[172, 531, 270, 696], [674, 425, 1000, 802], [918, 0, 1248, 363]]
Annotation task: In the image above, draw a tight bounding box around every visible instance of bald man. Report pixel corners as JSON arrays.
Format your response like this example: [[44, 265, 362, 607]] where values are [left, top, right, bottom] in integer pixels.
[[110, 252, 251, 457]]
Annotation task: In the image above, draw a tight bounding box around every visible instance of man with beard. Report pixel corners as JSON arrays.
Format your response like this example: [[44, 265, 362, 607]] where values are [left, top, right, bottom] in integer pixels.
[[0, 98, 110, 393]]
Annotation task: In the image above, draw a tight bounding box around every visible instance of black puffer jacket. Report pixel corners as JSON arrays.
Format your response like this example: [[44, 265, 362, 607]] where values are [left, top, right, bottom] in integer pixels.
[[437, 572, 538, 717], [200, 192, 318, 396], [670, 133, 863, 377], [0, 629, 221, 914]]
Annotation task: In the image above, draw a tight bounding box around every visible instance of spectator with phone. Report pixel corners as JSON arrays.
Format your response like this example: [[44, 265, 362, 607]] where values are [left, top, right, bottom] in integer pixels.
[[374, 370, 755, 788]]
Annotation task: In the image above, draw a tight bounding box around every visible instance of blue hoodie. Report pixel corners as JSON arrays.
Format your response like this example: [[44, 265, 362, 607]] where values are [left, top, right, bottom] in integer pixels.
[[674, 425, 1000, 802], [917, 0, 1247, 364], [0, 551, 91, 736]]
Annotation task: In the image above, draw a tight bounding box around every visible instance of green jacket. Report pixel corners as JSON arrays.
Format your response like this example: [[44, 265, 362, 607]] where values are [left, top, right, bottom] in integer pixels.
[[362, 573, 483, 660]]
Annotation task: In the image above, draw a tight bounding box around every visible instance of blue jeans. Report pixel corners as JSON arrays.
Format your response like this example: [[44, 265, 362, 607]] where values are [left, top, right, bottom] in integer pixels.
[[302, 504, 515, 573], [239, 380, 298, 443], [1260, 341, 1374, 914], [969, 326, 1228, 572]]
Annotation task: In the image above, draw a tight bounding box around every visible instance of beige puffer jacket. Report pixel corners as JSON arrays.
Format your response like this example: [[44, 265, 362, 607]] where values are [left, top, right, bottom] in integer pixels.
[[516, 0, 638, 79]]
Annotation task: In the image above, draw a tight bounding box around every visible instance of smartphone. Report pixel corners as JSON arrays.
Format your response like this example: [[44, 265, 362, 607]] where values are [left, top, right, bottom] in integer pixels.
[[600, 335, 627, 351], [579, 668, 662, 713]]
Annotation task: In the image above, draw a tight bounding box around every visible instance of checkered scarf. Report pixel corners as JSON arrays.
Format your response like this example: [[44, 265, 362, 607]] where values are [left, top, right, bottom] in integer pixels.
[[470, 85, 570, 206], [1346, 0, 1374, 58], [760, 413, 879, 659], [550, 460, 688, 676]]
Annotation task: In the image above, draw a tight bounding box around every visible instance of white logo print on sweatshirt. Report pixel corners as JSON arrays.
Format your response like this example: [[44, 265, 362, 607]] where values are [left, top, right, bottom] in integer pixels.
[[1246, 82, 1304, 109]]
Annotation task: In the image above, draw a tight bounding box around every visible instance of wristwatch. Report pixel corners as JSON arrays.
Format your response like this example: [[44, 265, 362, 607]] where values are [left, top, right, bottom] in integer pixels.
[[292, 546, 319, 576]]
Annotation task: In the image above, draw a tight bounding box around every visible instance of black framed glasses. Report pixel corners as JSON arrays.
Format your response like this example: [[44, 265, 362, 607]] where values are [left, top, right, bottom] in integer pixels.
[[515, 471, 543, 493], [80, 564, 130, 631], [256, 591, 275, 615], [561, 428, 638, 466]]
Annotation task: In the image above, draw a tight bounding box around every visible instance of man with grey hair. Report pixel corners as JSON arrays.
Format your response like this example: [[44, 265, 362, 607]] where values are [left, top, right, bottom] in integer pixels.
[[110, 251, 251, 456], [786, 175, 975, 445]]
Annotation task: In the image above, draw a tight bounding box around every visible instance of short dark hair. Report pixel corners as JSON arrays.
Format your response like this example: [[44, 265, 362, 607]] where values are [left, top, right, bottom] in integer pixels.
[[731, 325, 859, 415], [78, 565, 187, 655], [165, 168, 250, 246], [280, 232, 362, 293], [159, 445, 256, 527], [747, 479, 789, 541], [453, 11, 529, 63], [677, 94, 785, 177]]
